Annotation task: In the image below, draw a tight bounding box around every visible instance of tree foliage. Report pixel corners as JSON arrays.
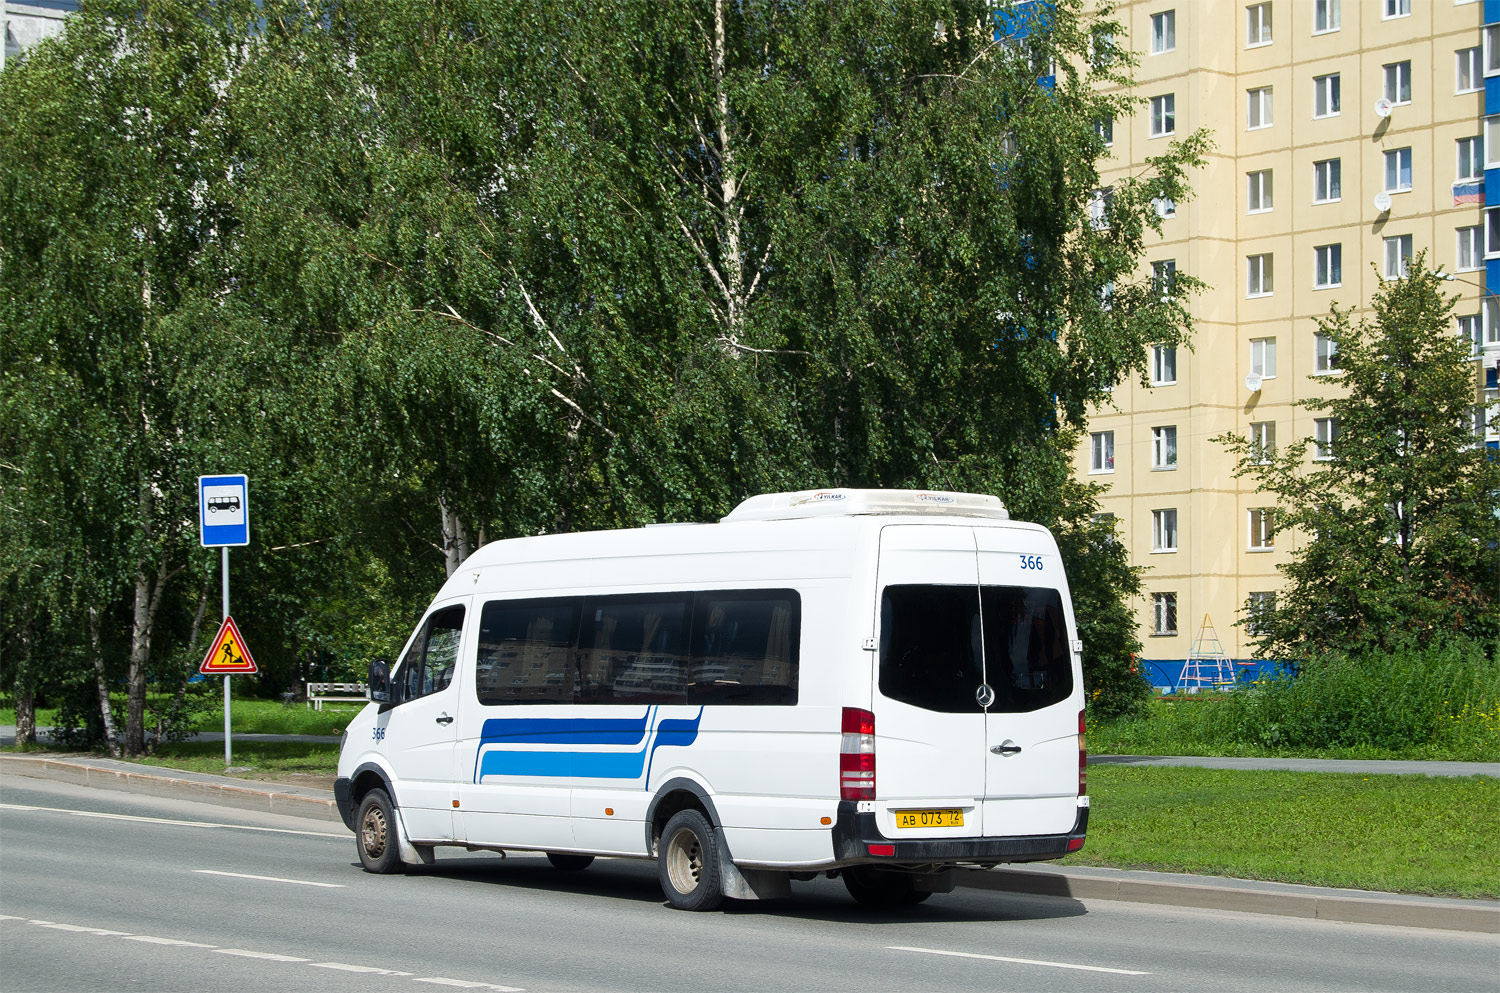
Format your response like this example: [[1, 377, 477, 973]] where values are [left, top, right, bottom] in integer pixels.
[[1219, 253, 1500, 659]]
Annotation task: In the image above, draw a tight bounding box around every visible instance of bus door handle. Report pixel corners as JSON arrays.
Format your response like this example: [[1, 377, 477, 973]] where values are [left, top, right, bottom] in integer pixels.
[[435, 713, 454, 726], [991, 742, 1022, 756]]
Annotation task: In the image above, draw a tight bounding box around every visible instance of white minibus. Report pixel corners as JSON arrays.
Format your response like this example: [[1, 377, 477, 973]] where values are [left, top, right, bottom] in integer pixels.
[[335, 489, 1089, 910]]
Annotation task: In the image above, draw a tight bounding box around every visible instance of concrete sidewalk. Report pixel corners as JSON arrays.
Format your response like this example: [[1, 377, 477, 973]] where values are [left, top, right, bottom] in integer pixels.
[[2, 752, 1494, 934]]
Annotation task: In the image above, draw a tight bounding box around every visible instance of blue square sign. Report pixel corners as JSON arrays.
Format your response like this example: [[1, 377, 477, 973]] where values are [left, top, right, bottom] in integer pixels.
[[199, 474, 249, 547]]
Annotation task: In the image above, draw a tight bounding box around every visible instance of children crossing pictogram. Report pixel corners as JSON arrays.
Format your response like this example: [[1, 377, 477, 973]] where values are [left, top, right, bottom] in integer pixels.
[[200, 616, 258, 674]]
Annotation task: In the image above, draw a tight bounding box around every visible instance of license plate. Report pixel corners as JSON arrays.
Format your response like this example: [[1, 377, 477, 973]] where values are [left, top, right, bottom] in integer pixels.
[[894, 808, 964, 829]]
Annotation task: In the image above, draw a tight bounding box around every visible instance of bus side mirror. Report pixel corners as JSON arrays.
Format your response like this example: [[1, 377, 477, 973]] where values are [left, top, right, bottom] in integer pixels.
[[368, 659, 391, 704]]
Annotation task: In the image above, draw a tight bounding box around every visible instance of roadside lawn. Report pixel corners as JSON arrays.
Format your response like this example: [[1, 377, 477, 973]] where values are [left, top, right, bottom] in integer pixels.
[[0, 696, 358, 737], [85, 745, 1500, 901]]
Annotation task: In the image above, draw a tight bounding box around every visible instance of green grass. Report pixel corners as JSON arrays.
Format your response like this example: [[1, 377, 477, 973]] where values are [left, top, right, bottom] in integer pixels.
[[1064, 765, 1500, 899], [116, 741, 340, 780], [0, 696, 360, 737]]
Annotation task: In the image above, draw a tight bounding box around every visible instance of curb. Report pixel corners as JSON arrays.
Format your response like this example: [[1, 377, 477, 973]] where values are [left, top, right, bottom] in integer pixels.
[[0, 753, 342, 824], [4, 753, 1496, 933]]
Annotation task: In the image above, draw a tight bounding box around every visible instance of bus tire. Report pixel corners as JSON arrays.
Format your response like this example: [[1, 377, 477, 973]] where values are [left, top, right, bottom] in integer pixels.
[[658, 809, 724, 911], [546, 853, 595, 871], [355, 788, 402, 874]]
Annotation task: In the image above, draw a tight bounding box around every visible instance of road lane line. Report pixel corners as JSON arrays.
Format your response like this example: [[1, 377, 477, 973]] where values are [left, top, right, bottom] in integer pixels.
[[194, 869, 344, 888], [887, 945, 1151, 976], [310, 962, 414, 976], [216, 948, 311, 962], [0, 802, 345, 839], [414, 979, 525, 991], [122, 935, 217, 948], [34, 922, 131, 936]]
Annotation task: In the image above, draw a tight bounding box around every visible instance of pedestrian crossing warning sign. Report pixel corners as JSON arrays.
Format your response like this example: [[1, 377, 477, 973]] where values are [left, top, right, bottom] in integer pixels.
[[200, 616, 258, 674]]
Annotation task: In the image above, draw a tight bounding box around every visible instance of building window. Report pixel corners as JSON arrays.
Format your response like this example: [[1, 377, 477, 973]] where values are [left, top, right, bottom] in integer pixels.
[[1152, 345, 1177, 385], [1250, 336, 1277, 379], [1246, 592, 1276, 636], [1313, 0, 1339, 34], [1313, 73, 1340, 117], [1153, 259, 1177, 298], [1384, 147, 1412, 193], [1383, 234, 1413, 279], [1246, 3, 1271, 46], [1154, 196, 1177, 218], [1489, 118, 1500, 168], [1314, 244, 1342, 288], [1486, 299, 1500, 346], [1151, 94, 1176, 137], [1313, 158, 1341, 202], [1487, 208, 1500, 258], [1248, 508, 1276, 550], [1487, 25, 1500, 76], [1314, 417, 1339, 460], [1382, 0, 1409, 18], [1249, 421, 1276, 463], [1247, 170, 1273, 212], [1152, 509, 1179, 552], [1089, 188, 1113, 230], [1247, 254, 1274, 297], [1097, 116, 1114, 146], [1383, 61, 1411, 105], [1247, 86, 1273, 129], [1090, 431, 1115, 473], [1458, 314, 1481, 357], [1152, 426, 1178, 469], [1458, 47, 1482, 93], [1153, 593, 1179, 636], [1458, 227, 1482, 271], [1314, 332, 1340, 373], [1151, 10, 1176, 54], [1458, 137, 1482, 182]]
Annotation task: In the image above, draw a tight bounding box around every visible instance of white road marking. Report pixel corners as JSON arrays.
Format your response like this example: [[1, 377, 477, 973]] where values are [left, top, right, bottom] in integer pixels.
[[34, 922, 131, 936], [311, 962, 414, 976], [216, 949, 311, 962], [414, 979, 525, 991], [887, 945, 1151, 976], [0, 915, 27, 922], [0, 802, 345, 839], [123, 935, 217, 948], [194, 869, 344, 888]]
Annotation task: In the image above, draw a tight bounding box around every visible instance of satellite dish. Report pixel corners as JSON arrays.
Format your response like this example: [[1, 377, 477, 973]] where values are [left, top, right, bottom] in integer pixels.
[[1373, 191, 1393, 213], [1374, 97, 1393, 119], [1245, 373, 1264, 393]]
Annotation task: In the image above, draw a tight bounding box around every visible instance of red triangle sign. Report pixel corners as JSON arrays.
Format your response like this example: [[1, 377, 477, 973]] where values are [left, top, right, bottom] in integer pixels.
[[200, 616, 258, 674]]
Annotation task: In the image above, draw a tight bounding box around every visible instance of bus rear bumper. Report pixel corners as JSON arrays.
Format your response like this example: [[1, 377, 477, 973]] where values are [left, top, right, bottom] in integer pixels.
[[830, 801, 1087, 866]]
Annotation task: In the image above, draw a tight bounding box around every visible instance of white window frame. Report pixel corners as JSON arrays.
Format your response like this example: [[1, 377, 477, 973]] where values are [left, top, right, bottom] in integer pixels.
[[1247, 86, 1273, 130], [1488, 118, 1500, 169], [1314, 332, 1340, 374], [1314, 417, 1339, 460], [1150, 94, 1176, 137], [1486, 25, 1500, 77], [1089, 188, 1112, 230], [1152, 508, 1179, 553], [1487, 208, 1500, 259], [1248, 508, 1276, 550], [1313, 0, 1339, 34], [1152, 344, 1178, 385], [1089, 431, 1115, 473], [1382, 0, 1410, 19], [1458, 226, 1482, 271], [1313, 158, 1341, 203], [1247, 170, 1273, 213], [1458, 47, 1482, 94], [1246, 3, 1272, 47], [1250, 420, 1276, 463], [1314, 243, 1342, 289], [1246, 592, 1277, 635], [1384, 61, 1412, 105], [1458, 137, 1482, 182], [1152, 592, 1179, 636], [1485, 299, 1500, 347], [1151, 10, 1176, 54], [1250, 336, 1277, 379], [1097, 116, 1114, 146], [1313, 73, 1340, 118], [1154, 196, 1177, 218], [1247, 254, 1274, 297], [1152, 425, 1178, 470], [1153, 259, 1177, 299], [1384, 234, 1413, 279], [1384, 147, 1413, 193], [1458, 314, 1481, 358]]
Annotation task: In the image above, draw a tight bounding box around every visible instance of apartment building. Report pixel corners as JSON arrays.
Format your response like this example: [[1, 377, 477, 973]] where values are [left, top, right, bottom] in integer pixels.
[[1078, 0, 1494, 678]]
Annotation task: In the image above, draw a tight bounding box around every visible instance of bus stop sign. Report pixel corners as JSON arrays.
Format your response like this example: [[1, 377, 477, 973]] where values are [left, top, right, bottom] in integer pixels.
[[199, 474, 248, 547]]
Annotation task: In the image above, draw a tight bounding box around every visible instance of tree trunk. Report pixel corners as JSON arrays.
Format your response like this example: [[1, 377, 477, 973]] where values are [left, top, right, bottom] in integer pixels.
[[148, 571, 211, 753], [88, 607, 122, 758], [15, 683, 36, 746], [125, 554, 171, 756], [439, 494, 476, 578]]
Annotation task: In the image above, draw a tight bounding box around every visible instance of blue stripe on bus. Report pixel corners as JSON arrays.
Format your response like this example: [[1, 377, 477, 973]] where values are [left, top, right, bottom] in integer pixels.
[[478, 711, 651, 746], [475, 708, 703, 782]]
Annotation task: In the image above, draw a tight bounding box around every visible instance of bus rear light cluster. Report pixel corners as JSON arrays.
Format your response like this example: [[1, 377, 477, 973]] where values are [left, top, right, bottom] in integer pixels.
[[1078, 709, 1087, 796], [840, 707, 876, 801]]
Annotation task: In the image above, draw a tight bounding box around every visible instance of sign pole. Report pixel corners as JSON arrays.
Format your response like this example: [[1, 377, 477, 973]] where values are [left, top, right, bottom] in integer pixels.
[[223, 546, 231, 766]]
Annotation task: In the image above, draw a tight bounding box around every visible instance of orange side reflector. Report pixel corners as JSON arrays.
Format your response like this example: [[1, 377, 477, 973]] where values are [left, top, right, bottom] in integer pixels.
[[452, 800, 460, 808], [820, 816, 832, 825], [605, 808, 615, 816]]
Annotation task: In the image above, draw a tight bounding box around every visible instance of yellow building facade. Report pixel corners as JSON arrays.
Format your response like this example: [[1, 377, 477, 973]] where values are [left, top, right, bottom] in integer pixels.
[[1078, 0, 1491, 671]]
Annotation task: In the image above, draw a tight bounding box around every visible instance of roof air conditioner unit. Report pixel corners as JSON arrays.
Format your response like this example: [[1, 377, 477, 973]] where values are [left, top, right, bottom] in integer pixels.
[[1244, 372, 1264, 393]]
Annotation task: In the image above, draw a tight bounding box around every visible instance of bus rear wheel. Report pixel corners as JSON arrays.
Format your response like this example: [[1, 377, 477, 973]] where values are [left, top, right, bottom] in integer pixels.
[[658, 809, 724, 911]]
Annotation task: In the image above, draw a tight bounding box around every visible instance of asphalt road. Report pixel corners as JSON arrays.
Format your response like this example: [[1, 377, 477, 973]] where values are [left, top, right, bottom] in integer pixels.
[[2, 775, 1496, 993]]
